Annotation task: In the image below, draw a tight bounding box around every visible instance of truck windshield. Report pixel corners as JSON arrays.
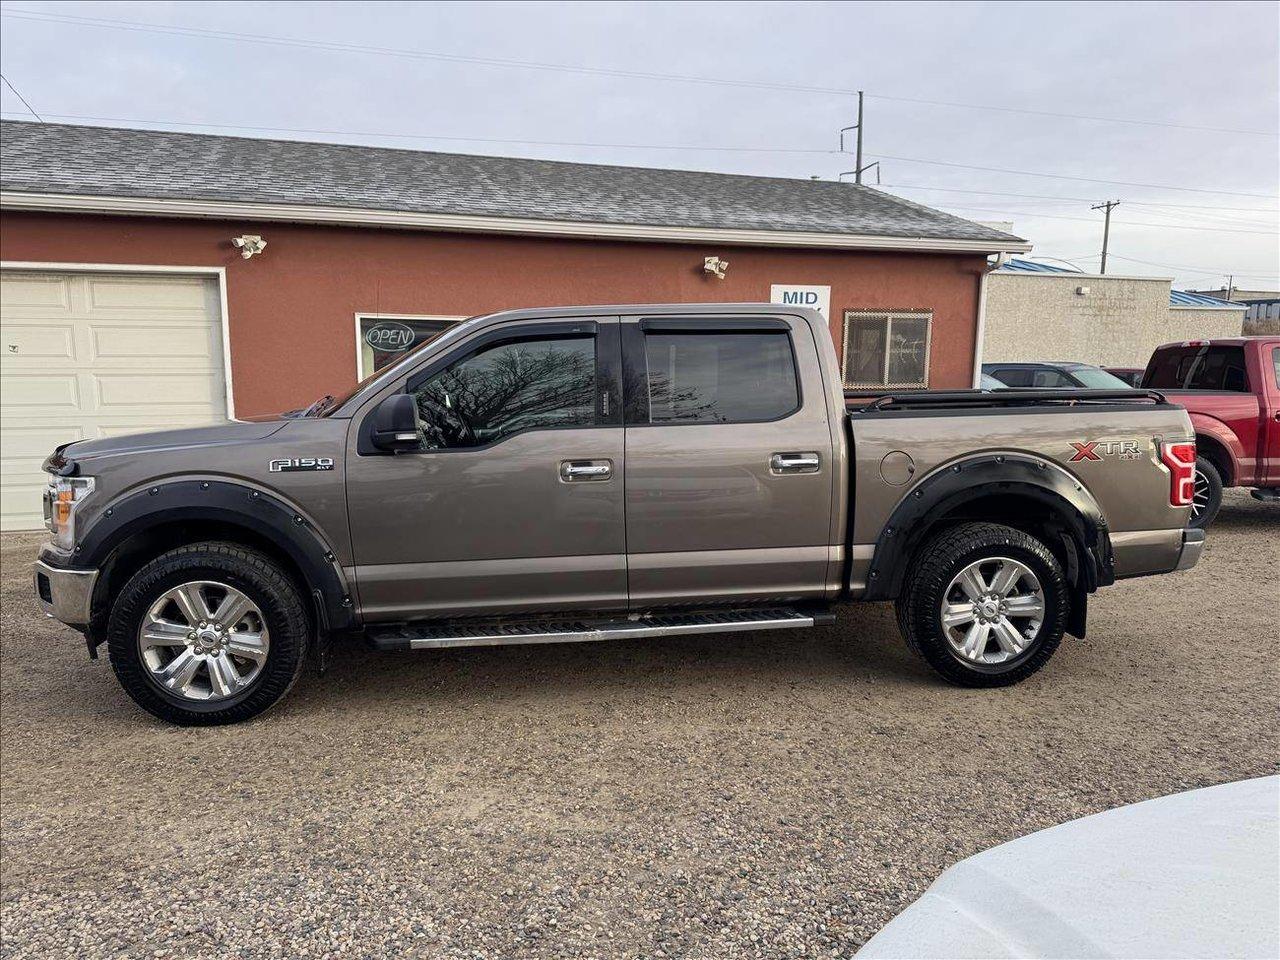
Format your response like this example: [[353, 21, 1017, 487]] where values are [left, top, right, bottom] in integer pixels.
[[1143, 346, 1249, 392]]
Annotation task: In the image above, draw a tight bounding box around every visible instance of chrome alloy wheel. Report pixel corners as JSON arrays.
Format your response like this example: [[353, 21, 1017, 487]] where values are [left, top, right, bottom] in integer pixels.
[[1191, 469, 1211, 521], [137, 581, 269, 701], [940, 557, 1045, 665]]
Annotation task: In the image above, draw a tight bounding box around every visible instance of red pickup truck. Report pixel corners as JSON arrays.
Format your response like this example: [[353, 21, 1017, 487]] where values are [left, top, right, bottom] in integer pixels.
[[1140, 337, 1280, 526]]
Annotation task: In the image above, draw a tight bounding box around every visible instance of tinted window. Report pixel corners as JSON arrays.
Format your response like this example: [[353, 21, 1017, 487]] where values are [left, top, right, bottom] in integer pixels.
[[643, 332, 799, 424], [412, 336, 596, 448], [1273, 347, 1279, 390], [1031, 369, 1075, 388], [1144, 346, 1249, 391], [990, 368, 1034, 387]]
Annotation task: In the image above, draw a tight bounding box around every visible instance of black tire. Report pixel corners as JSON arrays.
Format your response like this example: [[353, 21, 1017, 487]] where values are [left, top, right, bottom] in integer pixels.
[[895, 522, 1068, 688], [107, 542, 309, 725], [1189, 456, 1223, 529]]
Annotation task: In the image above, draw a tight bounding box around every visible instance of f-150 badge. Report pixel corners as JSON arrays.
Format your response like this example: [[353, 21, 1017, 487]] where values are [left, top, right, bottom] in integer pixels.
[[269, 457, 335, 472], [1068, 440, 1141, 462]]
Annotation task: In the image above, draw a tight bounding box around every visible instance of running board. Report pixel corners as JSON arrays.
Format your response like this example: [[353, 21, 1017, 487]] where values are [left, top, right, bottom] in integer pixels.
[[367, 606, 833, 651]]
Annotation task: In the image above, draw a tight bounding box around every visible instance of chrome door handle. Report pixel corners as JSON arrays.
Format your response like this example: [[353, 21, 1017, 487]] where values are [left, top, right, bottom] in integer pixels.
[[770, 452, 820, 474], [560, 460, 612, 481]]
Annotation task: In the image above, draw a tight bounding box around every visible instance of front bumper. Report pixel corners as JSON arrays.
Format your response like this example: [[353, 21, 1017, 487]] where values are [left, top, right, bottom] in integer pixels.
[[1175, 527, 1205, 571], [34, 556, 98, 626]]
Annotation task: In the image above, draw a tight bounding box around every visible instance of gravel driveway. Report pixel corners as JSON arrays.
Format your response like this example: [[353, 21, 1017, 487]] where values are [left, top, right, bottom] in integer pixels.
[[3, 491, 1277, 959]]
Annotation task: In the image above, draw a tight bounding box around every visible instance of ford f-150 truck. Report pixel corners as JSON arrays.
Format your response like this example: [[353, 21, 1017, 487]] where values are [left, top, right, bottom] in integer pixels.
[[1139, 337, 1280, 526], [34, 304, 1204, 725]]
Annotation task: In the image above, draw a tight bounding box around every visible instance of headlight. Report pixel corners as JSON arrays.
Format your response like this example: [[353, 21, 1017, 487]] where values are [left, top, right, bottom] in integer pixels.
[[43, 476, 95, 549]]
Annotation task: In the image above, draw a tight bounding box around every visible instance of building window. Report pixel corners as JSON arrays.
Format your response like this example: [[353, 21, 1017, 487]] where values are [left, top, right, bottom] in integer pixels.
[[842, 310, 932, 388], [356, 314, 463, 379]]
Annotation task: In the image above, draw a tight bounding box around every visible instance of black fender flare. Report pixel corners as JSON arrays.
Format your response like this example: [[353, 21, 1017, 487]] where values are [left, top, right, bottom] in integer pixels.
[[862, 453, 1114, 606], [74, 479, 356, 633]]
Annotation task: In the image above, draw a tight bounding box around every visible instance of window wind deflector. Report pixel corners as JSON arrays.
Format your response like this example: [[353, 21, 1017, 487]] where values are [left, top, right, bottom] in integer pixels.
[[637, 317, 791, 333]]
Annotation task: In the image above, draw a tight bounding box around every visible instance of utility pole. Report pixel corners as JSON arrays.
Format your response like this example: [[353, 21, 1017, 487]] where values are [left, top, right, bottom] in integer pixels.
[[855, 91, 864, 183], [838, 91, 878, 184], [1091, 200, 1120, 274], [1225, 275, 1235, 301]]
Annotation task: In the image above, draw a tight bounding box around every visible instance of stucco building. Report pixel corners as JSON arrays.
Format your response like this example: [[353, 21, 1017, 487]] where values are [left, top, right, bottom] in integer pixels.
[[0, 121, 1027, 528], [981, 259, 1245, 368]]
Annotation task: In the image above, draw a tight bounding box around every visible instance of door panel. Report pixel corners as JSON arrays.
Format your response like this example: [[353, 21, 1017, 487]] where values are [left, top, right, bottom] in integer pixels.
[[346, 319, 626, 620], [621, 316, 833, 607]]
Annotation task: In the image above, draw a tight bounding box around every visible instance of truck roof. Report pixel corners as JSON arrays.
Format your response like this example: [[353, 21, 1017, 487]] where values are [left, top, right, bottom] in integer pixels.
[[1153, 336, 1278, 349]]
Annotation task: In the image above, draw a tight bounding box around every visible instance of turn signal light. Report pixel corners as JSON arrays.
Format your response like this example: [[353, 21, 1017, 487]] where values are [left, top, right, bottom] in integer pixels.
[[1159, 440, 1196, 507]]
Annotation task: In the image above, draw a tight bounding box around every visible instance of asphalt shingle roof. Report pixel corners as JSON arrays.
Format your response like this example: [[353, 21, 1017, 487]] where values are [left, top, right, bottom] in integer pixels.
[[0, 120, 1025, 245]]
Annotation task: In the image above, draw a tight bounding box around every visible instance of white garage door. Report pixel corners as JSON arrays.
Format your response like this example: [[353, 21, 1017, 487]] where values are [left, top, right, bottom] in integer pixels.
[[1, 270, 228, 531]]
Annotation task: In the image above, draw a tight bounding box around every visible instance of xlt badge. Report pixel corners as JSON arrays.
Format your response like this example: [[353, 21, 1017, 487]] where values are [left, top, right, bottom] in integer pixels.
[[269, 457, 335, 472]]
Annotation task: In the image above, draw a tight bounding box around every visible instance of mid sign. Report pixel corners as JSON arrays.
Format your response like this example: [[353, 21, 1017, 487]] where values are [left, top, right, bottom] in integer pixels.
[[770, 284, 831, 322]]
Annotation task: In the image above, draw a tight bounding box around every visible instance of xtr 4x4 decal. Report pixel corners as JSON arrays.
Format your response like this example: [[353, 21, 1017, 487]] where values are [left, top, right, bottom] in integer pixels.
[[1068, 440, 1141, 462]]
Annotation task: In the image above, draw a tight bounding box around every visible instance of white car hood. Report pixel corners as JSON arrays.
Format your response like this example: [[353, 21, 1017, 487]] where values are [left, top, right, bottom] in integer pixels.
[[857, 776, 1279, 959]]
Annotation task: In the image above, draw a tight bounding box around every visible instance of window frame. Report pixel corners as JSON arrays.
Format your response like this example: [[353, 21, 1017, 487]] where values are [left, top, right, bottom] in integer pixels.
[[621, 318, 805, 427], [354, 313, 465, 380], [358, 320, 619, 455], [841, 309, 933, 390]]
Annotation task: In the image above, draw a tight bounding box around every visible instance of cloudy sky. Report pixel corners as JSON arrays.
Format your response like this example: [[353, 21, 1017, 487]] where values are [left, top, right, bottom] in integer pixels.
[[2, 0, 1277, 289]]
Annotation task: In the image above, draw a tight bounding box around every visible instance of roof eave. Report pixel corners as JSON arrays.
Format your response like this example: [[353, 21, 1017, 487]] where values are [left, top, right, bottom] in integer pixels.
[[0, 190, 1033, 255]]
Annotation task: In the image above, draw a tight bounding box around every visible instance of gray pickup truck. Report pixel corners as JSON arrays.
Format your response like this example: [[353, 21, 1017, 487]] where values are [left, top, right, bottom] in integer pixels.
[[35, 303, 1203, 725]]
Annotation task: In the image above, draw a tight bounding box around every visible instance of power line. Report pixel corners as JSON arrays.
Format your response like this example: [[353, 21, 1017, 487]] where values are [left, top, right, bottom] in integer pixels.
[[1101, 254, 1280, 282], [866, 92, 1277, 137], [870, 154, 1278, 199], [932, 201, 1278, 235], [0, 72, 42, 121], [880, 182, 1279, 214], [1, 5, 1276, 137]]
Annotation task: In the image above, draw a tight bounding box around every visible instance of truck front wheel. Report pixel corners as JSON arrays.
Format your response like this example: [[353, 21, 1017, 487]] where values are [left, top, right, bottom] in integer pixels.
[[896, 522, 1068, 687], [106, 542, 310, 725]]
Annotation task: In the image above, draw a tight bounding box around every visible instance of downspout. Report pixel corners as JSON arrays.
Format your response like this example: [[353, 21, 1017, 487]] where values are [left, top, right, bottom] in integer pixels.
[[971, 252, 1006, 387]]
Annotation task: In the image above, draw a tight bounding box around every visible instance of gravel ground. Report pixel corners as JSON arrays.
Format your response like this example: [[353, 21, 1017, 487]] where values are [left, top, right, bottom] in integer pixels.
[[2, 490, 1278, 959]]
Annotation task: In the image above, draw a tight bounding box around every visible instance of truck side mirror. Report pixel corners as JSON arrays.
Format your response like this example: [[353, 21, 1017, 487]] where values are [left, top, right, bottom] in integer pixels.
[[369, 394, 421, 452]]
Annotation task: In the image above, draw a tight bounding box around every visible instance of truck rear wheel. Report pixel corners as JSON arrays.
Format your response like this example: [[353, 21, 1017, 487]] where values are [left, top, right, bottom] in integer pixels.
[[896, 523, 1068, 687], [106, 542, 310, 725]]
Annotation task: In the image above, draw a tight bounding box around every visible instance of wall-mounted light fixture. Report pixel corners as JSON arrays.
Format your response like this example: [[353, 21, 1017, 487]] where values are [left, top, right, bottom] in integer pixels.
[[231, 235, 267, 259], [703, 256, 728, 280], [1076, 285, 1091, 296]]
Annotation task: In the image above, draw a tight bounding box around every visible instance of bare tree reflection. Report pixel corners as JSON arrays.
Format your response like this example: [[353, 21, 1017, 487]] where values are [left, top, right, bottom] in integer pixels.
[[415, 340, 595, 448]]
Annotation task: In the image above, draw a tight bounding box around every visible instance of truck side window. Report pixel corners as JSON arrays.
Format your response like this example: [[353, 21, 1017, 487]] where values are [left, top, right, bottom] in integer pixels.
[[643, 332, 799, 424], [1031, 369, 1074, 388], [412, 335, 596, 448], [991, 368, 1034, 387]]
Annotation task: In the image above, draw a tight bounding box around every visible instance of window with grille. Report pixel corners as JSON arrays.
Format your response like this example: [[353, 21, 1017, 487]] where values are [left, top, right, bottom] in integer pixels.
[[842, 310, 932, 388]]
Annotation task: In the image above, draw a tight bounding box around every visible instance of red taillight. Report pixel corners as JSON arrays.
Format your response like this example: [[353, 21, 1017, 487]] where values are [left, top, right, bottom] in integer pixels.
[[1160, 440, 1196, 507]]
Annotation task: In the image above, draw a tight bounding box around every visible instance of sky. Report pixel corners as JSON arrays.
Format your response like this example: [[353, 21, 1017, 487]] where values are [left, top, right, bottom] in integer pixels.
[[1, 0, 1277, 290]]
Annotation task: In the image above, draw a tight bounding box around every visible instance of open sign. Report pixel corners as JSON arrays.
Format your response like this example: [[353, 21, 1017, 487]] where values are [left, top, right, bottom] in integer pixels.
[[364, 321, 416, 353]]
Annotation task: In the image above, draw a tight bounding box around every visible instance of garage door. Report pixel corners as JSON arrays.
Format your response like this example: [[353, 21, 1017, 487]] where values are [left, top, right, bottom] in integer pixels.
[[1, 270, 228, 531]]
